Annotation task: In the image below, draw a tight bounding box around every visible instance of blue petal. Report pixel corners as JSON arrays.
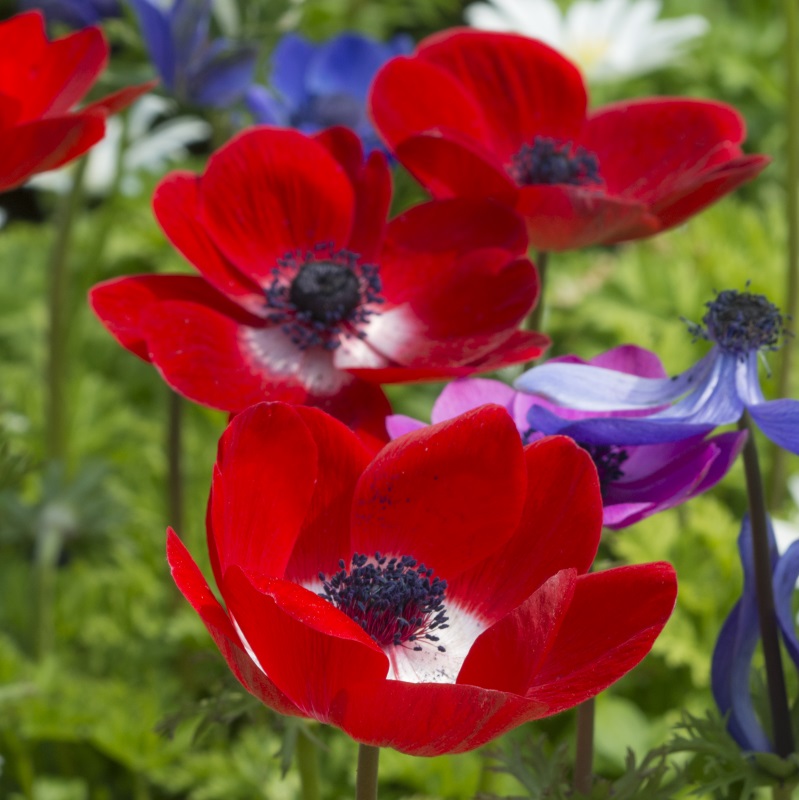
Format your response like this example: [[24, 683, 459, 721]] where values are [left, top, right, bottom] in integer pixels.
[[774, 538, 799, 669], [526, 405, 716, 445], [245, 85, 289, 125], [306, 33, 395, 103], [170, 0, 212, 68], [515, 350, 719, 412], [270, 33, 316, 107], [748, 399, 799, 455], [387, 33, 414, 56], [129, 0, 177, 89], [189, 42, 258, 108]]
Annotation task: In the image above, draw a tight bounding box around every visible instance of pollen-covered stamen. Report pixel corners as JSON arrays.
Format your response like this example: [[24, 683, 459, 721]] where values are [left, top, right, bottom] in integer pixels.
[[509, 136, 601, 187], [579, 442, 629, 492], [687, 288, 790, 358], [318, 553, 449, 652], [264, 243, 384, 351]]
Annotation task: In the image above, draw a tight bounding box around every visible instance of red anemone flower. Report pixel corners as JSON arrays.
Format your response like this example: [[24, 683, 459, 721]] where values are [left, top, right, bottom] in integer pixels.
[[369, 29, 769, 252], [0, 11, 154, 192], [168, 401, 677, 756], [90, 125, 544, 446]]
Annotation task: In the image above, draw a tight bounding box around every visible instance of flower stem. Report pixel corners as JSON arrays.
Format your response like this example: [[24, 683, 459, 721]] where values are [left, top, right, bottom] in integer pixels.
[[167, 390, 184, 533], [355, 744, 380, 800], [525, 250, 549, 334], [296, 731, 321, 800], [573, 697, 595, 795], [738, 411, 795, 757], [45, 156, 88, 466], [34, 521, 64, 660], [771, 0, 799, 508]]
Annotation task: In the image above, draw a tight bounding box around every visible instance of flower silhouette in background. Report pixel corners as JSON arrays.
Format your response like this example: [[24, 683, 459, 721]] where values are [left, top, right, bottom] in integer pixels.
[[168, 401, 677, 755], [387, 346, 745, 529], [370, 30, 768, 251], [19, 0, 121, 29], [712, 515, 799, 753], [247, 32, 412, 154], [29, 94, 211, 196], [90, 126, 545, 446], [516, 289, 799, 454], [129, 0, 257, 109], [0, 11, 152, 193], [464, 0, 708, 82]]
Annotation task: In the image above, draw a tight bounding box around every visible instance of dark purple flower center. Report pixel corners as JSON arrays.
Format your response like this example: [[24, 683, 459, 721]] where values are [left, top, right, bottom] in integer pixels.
[[688, 288, 789, 358], [318, 553, 449, 652], [509, 136, 601, 187], [264, 245, 383, 351], [579, 442, 630, 491]]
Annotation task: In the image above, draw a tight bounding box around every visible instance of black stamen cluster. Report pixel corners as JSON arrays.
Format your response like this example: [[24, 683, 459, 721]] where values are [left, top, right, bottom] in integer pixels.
[[318, 553, 449, 652], [687, 288, 790, 359], [510, 136, 601, 187], [264, 243, 384, 351], [579, 442, 629, 492]]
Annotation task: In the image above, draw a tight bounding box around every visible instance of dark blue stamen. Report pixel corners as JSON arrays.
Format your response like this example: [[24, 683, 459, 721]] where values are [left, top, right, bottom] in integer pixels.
[[318, 552, 449, 652], [510, 136, 601, 187], [264, 243, 384, 351], [687, 287, 790, 359]]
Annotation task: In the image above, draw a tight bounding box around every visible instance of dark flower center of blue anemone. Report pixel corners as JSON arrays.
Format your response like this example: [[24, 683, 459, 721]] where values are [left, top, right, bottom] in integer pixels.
[[687, 288, 789, 358], [318, 553, 449, 652], [510, 136, 601, 187], [264, 245, 383, 351]]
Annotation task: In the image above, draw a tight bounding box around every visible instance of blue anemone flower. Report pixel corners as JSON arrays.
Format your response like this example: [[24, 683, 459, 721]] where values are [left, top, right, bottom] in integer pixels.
[[712, 515, 799, 752], [19, 0, 121, 27], [515, 289, 799, 453], [129, 0, 257, 109], [246, 31, 412, 154]]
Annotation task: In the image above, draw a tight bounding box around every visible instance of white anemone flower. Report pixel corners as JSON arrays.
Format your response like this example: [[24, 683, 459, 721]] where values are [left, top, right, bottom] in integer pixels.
[[464, 0, 709, 82], [29, 95, 211, 196]]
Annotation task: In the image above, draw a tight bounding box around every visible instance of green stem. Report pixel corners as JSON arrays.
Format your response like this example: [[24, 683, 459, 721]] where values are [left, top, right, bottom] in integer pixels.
[[296, 731, 321, 800], [45, 156, 88, 466], [167, 390, 184, 533], [573, 697, 595, 795], [771, 0, 799, 508], [35, 523, 64, 660], [355, 744, 380, 800], [525, 250, 549, 334], [738, 412, 795, 757]]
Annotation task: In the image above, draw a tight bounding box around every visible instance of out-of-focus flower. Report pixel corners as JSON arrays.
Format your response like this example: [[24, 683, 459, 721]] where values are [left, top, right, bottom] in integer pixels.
[[388, 346, 745, 529], [19, 0, 121, 29], [370, 30, 768, 252], [712, 515, 799, 753], [129, 0, 257, 109], [246, 32, 412, 154], [773, 476, 799, 555], [89, 126, 546, 447], [516, 289, 799, 455], [29, 94, 211, 196], [168, 401, 677, 755], [0, 11, 152, 193], [464, 0, 708, 82]]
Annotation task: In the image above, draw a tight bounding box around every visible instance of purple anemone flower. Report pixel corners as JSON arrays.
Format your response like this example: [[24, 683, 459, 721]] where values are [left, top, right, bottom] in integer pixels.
[[712, 515, 799, 752], [246, 31, 412, 154], [388, 345, 745, 529], [129, 0, 257, 109], [19, 0, 120, 28], [515, 289, 799, 454]]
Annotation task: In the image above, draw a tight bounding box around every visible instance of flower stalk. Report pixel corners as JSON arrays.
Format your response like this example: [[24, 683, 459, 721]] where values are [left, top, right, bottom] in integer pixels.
[[573, 697, 595, 794], [356, 744, 380, 800], [296, 731, 321, 800], [738, 411, 795, 757]]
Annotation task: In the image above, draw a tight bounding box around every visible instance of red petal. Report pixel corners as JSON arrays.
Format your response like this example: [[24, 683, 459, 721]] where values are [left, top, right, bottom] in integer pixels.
[[166, 528, 300, 716], [527, 562, 677, 714], [418, 30, 588, 160], [198, 127, 355, 286], [516, 184, 659, 251], [350, 405, 527, 578], [82, 80, 159, 117], [211, 403, 319, 579], [222, 567, 388, 720], [457, 569, 577, 693], [447, 436, 601, 621], [153, 172, 265, 310], [464, 329, 550, 370], [89, 274, 259, 361]]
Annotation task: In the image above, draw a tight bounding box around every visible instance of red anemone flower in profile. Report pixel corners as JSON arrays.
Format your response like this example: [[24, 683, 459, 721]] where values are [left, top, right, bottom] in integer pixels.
[[369, 29, 769, 252], [168, 401, 677, 756], [0, 11, 153, 192], [90, 125, 544, 446]]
